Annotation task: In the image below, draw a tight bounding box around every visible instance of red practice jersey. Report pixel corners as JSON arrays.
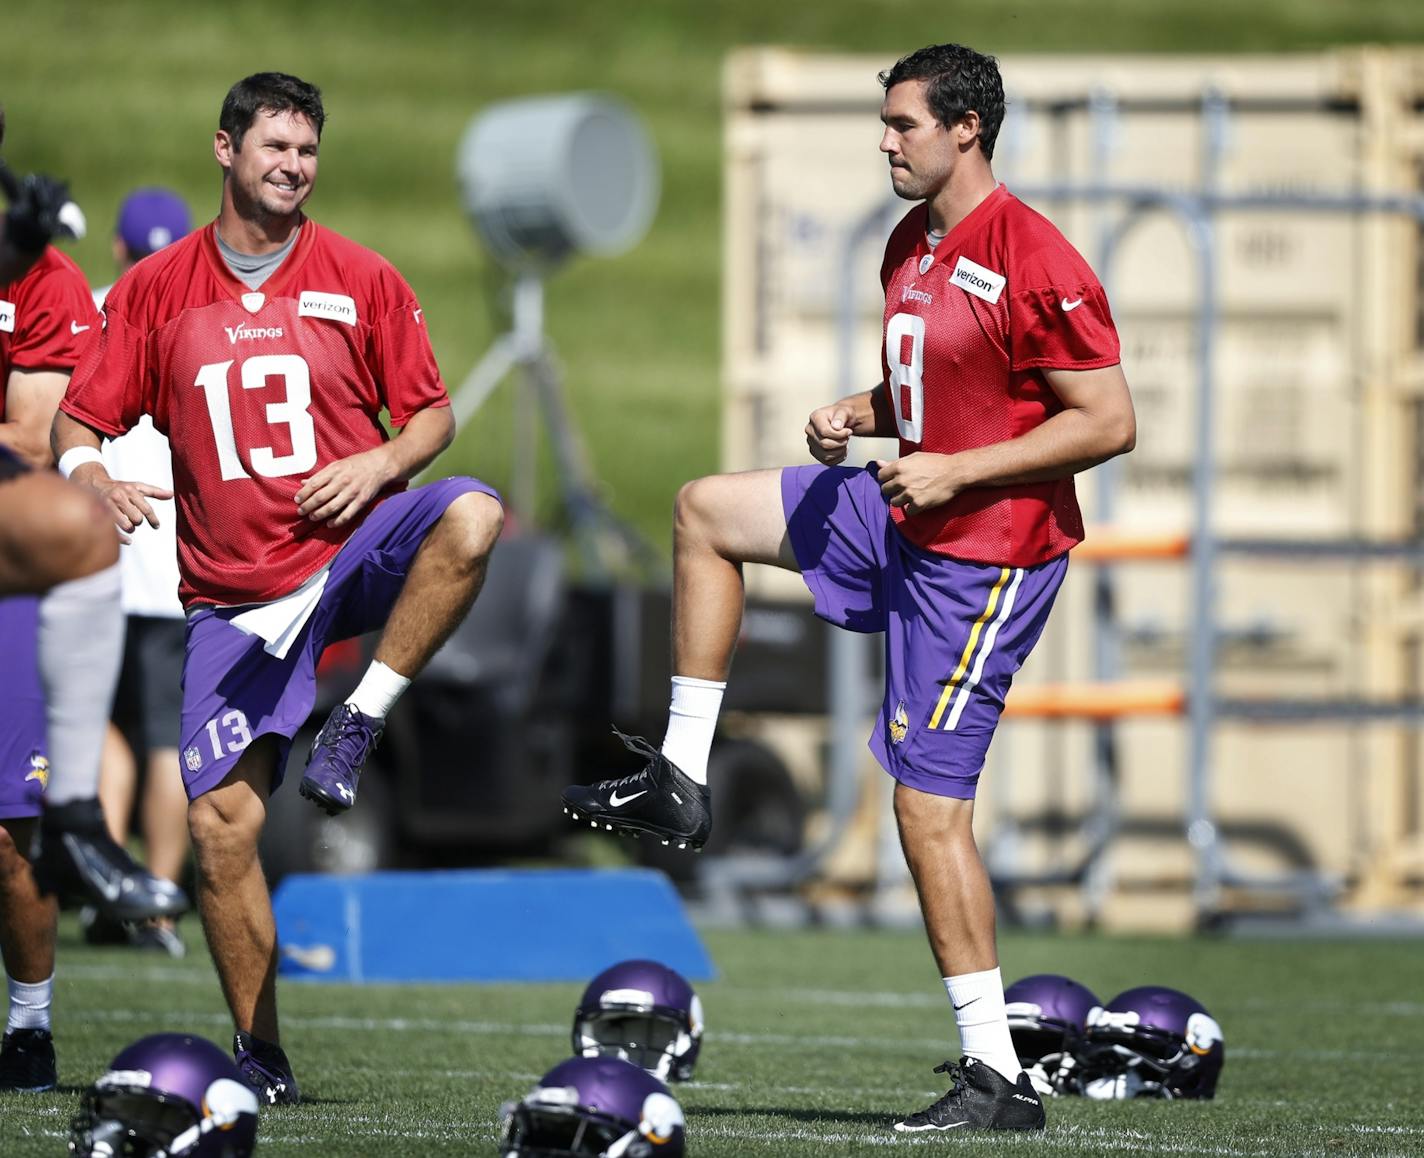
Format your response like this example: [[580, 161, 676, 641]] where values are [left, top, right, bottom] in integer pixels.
[[1, 246, 100, 419], [63, 221, 450, 607], [879, 184, 1120, 566]]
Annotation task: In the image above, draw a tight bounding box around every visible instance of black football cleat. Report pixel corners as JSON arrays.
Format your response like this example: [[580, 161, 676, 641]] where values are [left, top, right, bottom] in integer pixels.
[[32, 798, 188, 923], [234, 1031, 301, 1106], [561, 729, 712, 851], [0, 1028, 57, 1093], [893, 1057, 1046, 1133]]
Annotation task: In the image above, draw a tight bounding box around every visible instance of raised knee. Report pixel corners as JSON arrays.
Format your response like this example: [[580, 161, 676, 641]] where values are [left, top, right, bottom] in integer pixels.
[[674, 476, 720, 540], [443, 490, 504, 562], [43, 481, 120, 581]]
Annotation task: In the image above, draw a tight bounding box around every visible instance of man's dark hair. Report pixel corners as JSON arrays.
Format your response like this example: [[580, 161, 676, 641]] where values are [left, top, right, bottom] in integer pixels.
[[220, 72, 326, 150], [879, 44, 1005, 160]]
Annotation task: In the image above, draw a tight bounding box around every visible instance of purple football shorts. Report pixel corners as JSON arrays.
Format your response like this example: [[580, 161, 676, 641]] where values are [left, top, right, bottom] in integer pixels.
[[0, 596, 48, 819], [177, 477, 499, 800], [782, 464, 1067, 799]]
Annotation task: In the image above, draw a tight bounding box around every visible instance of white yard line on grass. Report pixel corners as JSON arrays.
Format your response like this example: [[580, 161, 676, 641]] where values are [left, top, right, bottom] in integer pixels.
[[74, 1008, 1424, 1063]]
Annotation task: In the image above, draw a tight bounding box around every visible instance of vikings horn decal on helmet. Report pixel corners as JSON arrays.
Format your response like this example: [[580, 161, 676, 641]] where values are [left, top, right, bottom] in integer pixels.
[[499, 1055, 686, 1157], [572, 959, 704, 1082], [69, 1032, 260, 1157], [1077, 985, 1225, 1100], [1003, 973, 1102, 1097]]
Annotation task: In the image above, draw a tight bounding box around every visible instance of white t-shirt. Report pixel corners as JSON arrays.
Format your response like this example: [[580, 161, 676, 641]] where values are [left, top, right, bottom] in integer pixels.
[[95, 282, 184, 619]]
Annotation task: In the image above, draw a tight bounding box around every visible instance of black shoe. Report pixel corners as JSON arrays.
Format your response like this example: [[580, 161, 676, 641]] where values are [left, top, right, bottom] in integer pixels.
[[127, 920, 187, 959], [32, 798, 189, 923], [78, 904, 129, 946], [561, 729, 712, 851], [233, 1031, 300, 1106], [893, 1057, 1046, 1132], [0, 1028, 57, 1093]]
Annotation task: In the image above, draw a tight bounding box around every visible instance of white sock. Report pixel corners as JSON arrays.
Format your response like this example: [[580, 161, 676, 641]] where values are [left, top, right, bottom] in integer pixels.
[[944, 967, 1023, 1083], [346, 661, 411, 721], [38, 563, 124, 804], [7, 973, 54, 1033], [659, 676, 726, 786]]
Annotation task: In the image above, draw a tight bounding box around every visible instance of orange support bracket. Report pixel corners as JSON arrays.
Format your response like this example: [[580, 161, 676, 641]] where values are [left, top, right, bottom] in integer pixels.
[[1003, 680, 1186, 720]]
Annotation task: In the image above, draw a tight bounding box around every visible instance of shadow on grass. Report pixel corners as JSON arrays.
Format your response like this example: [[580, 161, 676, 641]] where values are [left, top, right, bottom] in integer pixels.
[[693, 1105, 897, 1127]]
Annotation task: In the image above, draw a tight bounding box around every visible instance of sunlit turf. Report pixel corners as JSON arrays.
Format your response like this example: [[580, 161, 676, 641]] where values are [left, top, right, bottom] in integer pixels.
[[5, 919, 1423, 1155]]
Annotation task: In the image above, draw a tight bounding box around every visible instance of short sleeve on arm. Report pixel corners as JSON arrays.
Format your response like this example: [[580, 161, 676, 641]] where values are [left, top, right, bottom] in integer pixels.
[[60, 302, 148, 437], [1007, 237, 1121, 372], [9, 264, 97, 371], [370, 273, 449, 427]]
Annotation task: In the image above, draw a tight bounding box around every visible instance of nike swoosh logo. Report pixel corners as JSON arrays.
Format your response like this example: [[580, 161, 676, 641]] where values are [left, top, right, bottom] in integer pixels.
[[1060, 297, 1083, 312], [71, 321, 92, 334], [608, 789, 647, 808], [951, 997, 980, 1011]]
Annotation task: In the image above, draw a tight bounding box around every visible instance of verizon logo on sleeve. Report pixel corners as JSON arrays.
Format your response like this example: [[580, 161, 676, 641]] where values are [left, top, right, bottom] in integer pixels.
[[0, 299, 15, 334], [950, 256, 1005, 304], [298, 291, 357, 326]]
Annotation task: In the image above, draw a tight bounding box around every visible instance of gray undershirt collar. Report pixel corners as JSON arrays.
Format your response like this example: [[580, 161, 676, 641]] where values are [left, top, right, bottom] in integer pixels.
[[215, 226, 300, 290]]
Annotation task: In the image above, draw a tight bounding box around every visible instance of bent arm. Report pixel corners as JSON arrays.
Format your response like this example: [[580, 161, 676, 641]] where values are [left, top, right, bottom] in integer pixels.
[[874, 364, 1136, 515], [1, 369, 71, 468], [381, 403, 456, 481], [945, 362, 1136, 490], [294, 403, 456, 527]]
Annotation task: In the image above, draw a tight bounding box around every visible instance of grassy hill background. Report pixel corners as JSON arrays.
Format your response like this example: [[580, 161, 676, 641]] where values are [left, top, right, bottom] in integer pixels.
[[5, 0, 1423, 557]]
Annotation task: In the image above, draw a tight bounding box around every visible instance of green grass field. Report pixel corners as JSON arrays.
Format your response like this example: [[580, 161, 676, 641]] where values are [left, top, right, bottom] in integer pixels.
[[5, 919, 1423, 1155]]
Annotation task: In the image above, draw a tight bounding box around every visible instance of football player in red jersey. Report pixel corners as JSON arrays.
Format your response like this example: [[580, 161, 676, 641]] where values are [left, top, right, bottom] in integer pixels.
[[0, 107, 190, 1094], [54, 73, 503, 1105], [562, 44, 1136, 1132]]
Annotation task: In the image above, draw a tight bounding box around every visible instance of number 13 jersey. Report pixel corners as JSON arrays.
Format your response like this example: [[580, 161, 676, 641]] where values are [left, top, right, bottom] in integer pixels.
[[879, 184, 1121, 567], [62, 221, 451, 609]]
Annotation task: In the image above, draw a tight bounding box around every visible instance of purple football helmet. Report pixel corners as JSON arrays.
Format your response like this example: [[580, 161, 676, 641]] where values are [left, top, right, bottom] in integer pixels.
[[69, 1032, 259, 1157], [499, 1056, 686, 1157], [1078, 985, 1225, 1100], [1004, 973, 1102, 1097], [572, 959, 703, 1082]]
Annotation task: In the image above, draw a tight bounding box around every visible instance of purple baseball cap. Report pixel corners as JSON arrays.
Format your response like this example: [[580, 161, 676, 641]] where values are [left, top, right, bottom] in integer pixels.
[[116, 187, 191, 257]]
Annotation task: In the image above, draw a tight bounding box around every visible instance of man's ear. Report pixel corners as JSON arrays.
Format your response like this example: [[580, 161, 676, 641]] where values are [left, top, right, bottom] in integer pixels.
[[955, 110, 982, 152], [214, 130, 234, 171]]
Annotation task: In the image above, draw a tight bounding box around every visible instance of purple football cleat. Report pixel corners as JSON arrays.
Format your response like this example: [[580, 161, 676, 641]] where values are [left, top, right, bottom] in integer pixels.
[[298, 703, 383, 816], [233, 1031, 300, 1107]]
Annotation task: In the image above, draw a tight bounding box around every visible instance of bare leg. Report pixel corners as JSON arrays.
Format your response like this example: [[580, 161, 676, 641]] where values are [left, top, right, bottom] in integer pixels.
[[893, 784, 998, 975], [188, 738, 279, 1041], [371, 491, 503, 676], [98, 724, 138, 846], [0, 471, 117, 596], [670, 470, 799, 680], [0, 819, 56, 985], [142, 748, 190, 886]]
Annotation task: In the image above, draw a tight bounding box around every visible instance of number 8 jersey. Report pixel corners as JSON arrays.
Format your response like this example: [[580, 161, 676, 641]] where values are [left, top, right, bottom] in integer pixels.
[[879, 184, 1120, 567], [62, 221, 451, 609]]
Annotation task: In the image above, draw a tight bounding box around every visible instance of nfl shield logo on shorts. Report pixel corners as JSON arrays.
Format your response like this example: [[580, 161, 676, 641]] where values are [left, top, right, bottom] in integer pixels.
[[184, 746, 203, 773]]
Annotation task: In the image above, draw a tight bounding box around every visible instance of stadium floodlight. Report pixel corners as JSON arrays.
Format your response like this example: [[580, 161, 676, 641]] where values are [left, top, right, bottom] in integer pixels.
[[445, 93, 662, 578], [456, 93, 659, 271]]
